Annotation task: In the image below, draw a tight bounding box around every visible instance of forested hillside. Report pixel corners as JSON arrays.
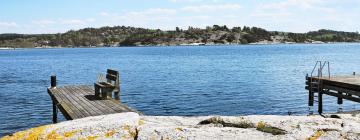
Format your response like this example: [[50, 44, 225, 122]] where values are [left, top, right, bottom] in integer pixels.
[[1, 25, 359, 48]]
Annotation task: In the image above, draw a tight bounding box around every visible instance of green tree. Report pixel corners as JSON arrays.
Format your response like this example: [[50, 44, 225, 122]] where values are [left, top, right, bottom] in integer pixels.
[[103, 38, 111, 46]]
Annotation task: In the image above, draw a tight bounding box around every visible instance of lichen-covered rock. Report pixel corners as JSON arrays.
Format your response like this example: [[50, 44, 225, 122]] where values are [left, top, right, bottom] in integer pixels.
[[2, 113, 360, 140], [1, 112, 140, 140]]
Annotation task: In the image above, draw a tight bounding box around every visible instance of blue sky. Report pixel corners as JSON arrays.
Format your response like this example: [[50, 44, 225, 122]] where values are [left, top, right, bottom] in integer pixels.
[[1, 0, 359, 34]]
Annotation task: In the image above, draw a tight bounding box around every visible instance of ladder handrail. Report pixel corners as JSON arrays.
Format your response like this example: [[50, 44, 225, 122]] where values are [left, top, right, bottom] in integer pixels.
[[319, 61, 330, 79], [309, 61, 331, 92], [310, 61, 320, 77], [311, 61, 330, 79]]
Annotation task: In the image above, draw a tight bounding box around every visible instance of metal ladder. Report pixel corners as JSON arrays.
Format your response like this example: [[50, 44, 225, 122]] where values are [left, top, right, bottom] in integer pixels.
[[310, 61, 330, 93], [308, 61, 330, 114]]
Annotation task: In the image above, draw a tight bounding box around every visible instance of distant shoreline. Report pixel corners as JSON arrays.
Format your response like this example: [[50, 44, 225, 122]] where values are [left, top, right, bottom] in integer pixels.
[[1, 42, 360, 50], [1, 26, 360, 49]]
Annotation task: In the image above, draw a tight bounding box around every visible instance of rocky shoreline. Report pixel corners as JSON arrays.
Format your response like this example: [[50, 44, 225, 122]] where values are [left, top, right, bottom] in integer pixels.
[[2, 112, 360, 140]]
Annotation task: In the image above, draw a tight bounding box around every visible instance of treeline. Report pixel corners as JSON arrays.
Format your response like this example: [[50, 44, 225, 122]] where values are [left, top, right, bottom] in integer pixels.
[[0, 25, 359, 48]]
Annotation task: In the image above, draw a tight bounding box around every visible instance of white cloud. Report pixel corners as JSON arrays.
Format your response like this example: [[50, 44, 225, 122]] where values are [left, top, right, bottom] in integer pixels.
[[32, 18, 94, 26], [0, 21, 18, 27], [100, 12, 109, 16], [86, 18, 95, 22], [32, 20, 56, 25], [60, 19, 86, 25], [181, 4, 241, 12], [169, 0, 218, 3], [251, 12, 292, 19], [126, 8, 177, 16], [247, 0, 360, 32], [100, 8, 177, 20], [259, 0, 324, 10]]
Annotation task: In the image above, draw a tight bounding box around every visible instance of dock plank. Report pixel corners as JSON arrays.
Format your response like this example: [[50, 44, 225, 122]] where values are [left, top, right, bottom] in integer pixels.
[[68, 86, 104, 116], [48, 85, 138, 121], [75, 85, 117, 114], [73, 85, 116, 115], [80, 85, 128, 113], [56, 87, 86, 119], [62, 86, 95, 117], [48, 88, 75, 120]]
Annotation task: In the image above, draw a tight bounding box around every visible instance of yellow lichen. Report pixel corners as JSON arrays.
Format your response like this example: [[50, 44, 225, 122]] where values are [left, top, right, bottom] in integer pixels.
[[177, 136, 185, 140], [129, 129, 137, 138], [121, 135, 128, 139], [27, 126, 47, 140], [1, 125, 48, 140], [63, 130, 79, 138], [46, 130, 63, 140], [1, 131, 26, 140], [104, 130, 116, 138], [138, 119, 145, 125], [86, 135, 99, 140], [256, 121, 266, 129], [121, 125, 138, 138], [123, 125, 130, 131], [175, 127, 183, 132], [307, 130, 325, 140]]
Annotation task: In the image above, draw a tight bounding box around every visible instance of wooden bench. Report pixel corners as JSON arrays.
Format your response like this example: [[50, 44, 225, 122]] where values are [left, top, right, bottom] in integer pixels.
[[94, 69, 120, 100]]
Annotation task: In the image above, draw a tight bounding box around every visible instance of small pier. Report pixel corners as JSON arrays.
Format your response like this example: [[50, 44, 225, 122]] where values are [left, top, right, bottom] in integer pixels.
[[47, 70, 139, 123], [306, 61, 360, 114]]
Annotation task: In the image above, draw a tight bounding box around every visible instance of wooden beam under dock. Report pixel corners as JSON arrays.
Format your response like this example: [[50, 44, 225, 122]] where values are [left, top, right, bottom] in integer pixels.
[[305, 75, 360, 114]]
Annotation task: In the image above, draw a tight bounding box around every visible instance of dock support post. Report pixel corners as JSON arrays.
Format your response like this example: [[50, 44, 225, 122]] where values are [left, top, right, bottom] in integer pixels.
[[309, 92, 314, 106], [306, 74, 314, 107], [318, 92, 323, 114], [337, 92, 343, 104], [51, 75, 56, 88], [52, 100, 57, 123], [337, 91, 343, 112], [115, 77, 121, 101], [114, 91, 120, 100], [50, 75, 57, 123]]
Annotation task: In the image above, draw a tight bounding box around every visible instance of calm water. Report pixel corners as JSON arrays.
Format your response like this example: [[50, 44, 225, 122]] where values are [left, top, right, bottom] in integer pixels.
[[1, 44, 360, 136]]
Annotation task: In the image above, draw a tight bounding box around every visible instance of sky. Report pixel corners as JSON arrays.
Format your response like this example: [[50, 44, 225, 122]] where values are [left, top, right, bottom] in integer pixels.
[[0, 0, 359, 34]]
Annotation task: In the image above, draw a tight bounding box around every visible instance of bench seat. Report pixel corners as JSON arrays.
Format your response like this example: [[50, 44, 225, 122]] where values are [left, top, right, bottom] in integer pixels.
[[94, 69, 120, 100]]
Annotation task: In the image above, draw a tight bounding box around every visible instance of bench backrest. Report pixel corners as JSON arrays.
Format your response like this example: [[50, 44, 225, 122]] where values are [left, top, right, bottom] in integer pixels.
[[106, 69, 120, 90]]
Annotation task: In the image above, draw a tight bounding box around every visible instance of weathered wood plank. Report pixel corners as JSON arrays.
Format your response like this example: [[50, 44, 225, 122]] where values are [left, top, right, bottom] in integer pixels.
[[323, 90, 360, 103], [77, 85, 118, 114], [67, 85, 108, 115], [48, 84, 138, 121], [80, 85, 138, 114], [81, 86, 135, 112], [71, 86, 111, 116], [309, 76, 360, 92], [106, 74, 117, 81], [107, 99, 138, 113], [323, 85, 360, 97], [107, 69, 119, 75], [62, 86, 95, 117], [57, 87, 87, 119], [56, 87, 86, 119], [48, 88, 77, 120]]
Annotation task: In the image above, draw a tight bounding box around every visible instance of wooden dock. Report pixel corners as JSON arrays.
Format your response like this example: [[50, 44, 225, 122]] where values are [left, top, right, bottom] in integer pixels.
[[47, 75, 139, 123], [306, 73, 360, 114]]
